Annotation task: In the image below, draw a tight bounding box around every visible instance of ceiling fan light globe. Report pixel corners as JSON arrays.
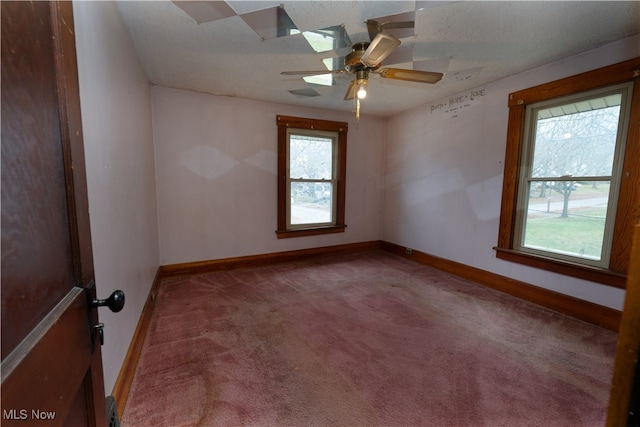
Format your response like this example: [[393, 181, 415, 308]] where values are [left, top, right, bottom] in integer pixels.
[[357, 87, 367, 99]]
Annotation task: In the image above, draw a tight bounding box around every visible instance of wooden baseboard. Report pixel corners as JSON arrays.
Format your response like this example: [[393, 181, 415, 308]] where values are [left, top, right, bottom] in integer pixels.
[[380, 241, 621, 331], [111, 266, 163, 418], [160, 241, 381, 278]]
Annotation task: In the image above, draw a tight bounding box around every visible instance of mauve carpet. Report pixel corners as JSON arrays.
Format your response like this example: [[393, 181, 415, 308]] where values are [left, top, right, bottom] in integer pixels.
[[121, 251, 617, 427]]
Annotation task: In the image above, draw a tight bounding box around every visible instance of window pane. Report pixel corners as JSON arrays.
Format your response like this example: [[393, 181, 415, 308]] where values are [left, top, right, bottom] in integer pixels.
[[531, 95, 621, 178], [289, 135, 333, 179], [290, 182, 333, 225], [522, 181, 610, 261]]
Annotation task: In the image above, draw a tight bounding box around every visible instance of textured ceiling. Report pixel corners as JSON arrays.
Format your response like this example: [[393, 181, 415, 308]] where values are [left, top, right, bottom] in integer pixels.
[[116, 1, 640, 117]]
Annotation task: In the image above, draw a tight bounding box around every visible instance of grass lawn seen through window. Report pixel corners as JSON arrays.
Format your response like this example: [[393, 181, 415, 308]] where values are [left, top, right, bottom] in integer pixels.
[[523, 184, 609, 260]]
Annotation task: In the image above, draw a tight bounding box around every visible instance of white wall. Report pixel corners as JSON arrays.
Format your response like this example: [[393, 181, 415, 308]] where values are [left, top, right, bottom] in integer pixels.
[[383, 35, 640, 310], [74, 2, 159, 395], [152, 87, 385, 265]]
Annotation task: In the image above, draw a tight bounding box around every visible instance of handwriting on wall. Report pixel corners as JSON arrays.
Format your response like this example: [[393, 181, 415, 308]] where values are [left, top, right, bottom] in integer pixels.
[[430, 89, 487, 119]]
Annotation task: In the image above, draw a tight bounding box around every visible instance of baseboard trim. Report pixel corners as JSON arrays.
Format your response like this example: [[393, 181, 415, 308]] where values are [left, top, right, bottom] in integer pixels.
[[111, 266, 163, 418], [380, 241, 621, 331], [160, 241, 382, 277]]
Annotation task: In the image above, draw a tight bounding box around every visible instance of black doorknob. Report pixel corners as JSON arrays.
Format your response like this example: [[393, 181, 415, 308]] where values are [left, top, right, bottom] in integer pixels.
[[91, 290, 125, 313]]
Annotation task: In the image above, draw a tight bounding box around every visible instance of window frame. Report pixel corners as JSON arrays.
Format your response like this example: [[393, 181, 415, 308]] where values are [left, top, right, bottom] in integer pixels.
[[276, 115, 347, 239], [514, 83, 632, 268], [494, 58, 640, 288]]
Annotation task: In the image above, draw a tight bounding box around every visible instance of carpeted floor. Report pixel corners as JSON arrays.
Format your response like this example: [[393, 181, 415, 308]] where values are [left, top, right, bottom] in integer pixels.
[[121, 250, 617, 426]]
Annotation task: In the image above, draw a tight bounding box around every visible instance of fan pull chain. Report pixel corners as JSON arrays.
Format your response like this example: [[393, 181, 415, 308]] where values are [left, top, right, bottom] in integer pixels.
[[356, 98, 361, 120]]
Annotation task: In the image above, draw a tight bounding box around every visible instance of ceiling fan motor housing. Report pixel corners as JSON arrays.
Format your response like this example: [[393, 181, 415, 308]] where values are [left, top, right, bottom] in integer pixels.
[[345, 42, 373, 73]]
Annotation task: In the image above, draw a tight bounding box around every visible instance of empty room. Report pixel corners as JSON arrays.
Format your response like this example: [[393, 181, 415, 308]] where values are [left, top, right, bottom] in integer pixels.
[[2, 1, 639, 426]]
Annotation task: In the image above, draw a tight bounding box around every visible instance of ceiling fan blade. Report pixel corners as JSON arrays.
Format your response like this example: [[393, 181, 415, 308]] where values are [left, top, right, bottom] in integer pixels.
[[366, 19, 414, 41], [377, 68, 444, 84], [281, 70, 344, 76], [365, 19, 383, 41], [381, 21, 414, 31], [360, 32, 400, 68], [344, 80, 357, 100]]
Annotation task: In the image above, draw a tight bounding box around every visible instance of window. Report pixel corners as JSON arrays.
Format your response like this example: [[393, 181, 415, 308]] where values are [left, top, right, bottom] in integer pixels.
[[276, 115, 347, 238], [516, 84, 632, 266], [495, 58, 640, 288]]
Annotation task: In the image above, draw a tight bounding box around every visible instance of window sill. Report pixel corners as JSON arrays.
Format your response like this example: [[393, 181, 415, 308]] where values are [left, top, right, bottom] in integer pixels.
[[276, 225, 346, 239], [493, 246, 626, 288]]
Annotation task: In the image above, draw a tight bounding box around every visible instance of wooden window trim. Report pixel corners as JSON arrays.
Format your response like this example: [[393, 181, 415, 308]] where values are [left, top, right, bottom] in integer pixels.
[[276, 115, 348, 238], [495, 58, 640, 288]]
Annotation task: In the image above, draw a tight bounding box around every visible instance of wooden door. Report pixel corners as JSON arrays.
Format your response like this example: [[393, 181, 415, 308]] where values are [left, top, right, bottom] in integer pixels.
[[1, 2, 107, 426], [607, 220, 640, 426]]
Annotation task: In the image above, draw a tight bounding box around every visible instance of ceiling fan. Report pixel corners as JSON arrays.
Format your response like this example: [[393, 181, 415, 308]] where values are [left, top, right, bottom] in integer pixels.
[[281, 19, 444, 117]]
